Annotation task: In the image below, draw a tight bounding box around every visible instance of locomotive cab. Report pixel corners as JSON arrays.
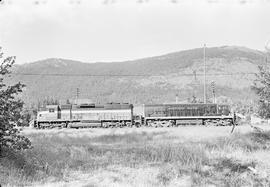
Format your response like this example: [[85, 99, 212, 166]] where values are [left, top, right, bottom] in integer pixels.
[[37, 105, 61, 121]]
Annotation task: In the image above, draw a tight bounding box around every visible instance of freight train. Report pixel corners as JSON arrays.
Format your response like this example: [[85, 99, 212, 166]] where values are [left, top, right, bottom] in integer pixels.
[[35, 102, 234, 128]]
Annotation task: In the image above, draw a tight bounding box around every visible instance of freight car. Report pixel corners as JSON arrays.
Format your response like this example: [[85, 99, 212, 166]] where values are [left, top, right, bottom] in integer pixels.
[[36, 102, 234, 128], [36, 103, 133, 128]]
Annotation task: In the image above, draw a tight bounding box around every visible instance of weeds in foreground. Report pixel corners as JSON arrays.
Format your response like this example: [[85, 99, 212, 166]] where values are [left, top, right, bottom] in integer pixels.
[[1, 130, 270, 186]]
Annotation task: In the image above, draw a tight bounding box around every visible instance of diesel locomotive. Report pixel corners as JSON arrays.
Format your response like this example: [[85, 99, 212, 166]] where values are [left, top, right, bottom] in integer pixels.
[[36, 102, 234, 128], [37, 103, 133, 128], [140, 103, 233, 127]]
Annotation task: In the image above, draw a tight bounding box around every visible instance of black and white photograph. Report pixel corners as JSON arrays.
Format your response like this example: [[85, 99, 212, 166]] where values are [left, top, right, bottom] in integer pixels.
[[1, 0, 270, 186]]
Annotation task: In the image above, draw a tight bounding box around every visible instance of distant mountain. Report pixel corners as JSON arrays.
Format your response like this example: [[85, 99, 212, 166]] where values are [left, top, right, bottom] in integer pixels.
[[10, 46, 267, 107]]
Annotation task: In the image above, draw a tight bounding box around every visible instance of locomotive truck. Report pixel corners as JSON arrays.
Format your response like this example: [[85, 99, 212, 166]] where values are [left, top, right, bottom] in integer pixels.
[[36, 102, 234, 128]]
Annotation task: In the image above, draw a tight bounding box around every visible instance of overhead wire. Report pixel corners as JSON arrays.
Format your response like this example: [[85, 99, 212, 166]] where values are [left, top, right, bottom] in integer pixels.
[[11, 72, 257, 77]]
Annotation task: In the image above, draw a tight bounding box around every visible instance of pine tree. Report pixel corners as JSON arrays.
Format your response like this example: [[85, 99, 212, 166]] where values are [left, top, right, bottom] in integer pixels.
[[0, 49, 31, 152], [252, 65, 270, 119]]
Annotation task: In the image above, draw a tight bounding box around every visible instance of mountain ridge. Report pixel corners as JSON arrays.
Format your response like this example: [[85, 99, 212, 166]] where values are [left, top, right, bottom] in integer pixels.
[[18, 45, 266, 68], [9, 46, 266, 107]]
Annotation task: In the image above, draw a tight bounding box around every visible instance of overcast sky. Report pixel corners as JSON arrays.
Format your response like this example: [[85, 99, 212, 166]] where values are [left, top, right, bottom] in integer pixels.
[[0, 0, 270, 64]]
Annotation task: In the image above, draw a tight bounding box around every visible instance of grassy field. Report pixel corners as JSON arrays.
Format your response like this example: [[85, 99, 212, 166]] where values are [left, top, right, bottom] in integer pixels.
[[1, 125, 270, 187]]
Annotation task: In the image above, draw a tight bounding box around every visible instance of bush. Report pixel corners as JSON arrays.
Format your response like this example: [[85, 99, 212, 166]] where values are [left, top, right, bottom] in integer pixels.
[[0, 49, 31, 152]]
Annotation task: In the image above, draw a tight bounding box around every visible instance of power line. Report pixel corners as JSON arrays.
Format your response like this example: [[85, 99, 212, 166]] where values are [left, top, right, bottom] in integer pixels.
[[11, 72, 257, 77]]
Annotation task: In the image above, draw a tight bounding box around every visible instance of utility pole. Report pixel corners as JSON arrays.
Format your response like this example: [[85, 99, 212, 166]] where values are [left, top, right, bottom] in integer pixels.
[[211, 81, 216, 104], [193, 70, 197, 81], [76, 88, 80, 104], [204, 44, 207, 104]]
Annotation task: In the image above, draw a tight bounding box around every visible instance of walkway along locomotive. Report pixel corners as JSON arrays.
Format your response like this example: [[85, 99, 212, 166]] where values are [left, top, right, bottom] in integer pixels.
[[36, 102, 234, 128]]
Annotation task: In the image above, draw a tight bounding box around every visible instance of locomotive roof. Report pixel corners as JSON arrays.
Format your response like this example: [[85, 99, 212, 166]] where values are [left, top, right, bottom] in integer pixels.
[[46, 105, 59, 109], [144, 103, 218, 106]]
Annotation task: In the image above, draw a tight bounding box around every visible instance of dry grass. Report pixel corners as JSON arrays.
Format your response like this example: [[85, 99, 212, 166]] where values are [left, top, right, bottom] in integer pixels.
[[1, 125, 270, 186]]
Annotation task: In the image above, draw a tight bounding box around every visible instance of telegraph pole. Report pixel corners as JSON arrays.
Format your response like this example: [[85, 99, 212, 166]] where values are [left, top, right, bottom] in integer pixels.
[[211, 81, 215, 104], [76, 88, 80, 104], [203, 44, 206, 104]]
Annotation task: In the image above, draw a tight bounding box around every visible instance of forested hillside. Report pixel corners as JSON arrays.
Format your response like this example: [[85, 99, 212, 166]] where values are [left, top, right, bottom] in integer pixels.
[[9, 46, 266, 107]]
